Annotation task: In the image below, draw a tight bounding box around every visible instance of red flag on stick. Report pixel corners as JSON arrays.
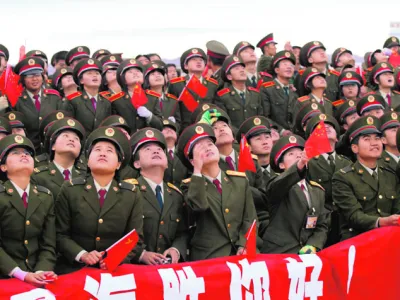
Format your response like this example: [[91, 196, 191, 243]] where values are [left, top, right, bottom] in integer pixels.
[[4, 66, 23, 108], [186, 75, 208, 98], [103, 229, 139, 272], [131, 84, 148, 109], [244, 220, 257, 259], [238, 135, 256, 173], [179, 86, 199, 112], [305, 120, 332, 158], [19, 45, 26, 62]]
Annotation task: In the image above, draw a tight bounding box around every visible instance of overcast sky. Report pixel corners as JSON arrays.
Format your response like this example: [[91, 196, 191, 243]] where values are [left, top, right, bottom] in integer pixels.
[[3, 0, 399, 64]]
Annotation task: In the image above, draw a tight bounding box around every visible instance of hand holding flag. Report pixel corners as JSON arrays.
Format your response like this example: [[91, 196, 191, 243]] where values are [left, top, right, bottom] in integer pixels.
[[186, 75, 208, 98], [131, 84, 148, 109], [305, 120, 332, 158], [238, 135, 256, 173]]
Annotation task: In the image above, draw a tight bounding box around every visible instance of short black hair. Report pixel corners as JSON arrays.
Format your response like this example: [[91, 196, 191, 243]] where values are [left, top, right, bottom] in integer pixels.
[[209, 56, 224, 67], [135, 54, 150, 61], [167, 63, 176, 69]]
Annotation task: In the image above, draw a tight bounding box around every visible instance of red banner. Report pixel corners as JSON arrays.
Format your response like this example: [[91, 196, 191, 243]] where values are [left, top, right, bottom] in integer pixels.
[[2, 227, 400, 299]]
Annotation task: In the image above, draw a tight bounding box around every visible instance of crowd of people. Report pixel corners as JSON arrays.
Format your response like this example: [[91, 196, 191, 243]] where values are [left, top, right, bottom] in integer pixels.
[[0, 33, 400, 286]]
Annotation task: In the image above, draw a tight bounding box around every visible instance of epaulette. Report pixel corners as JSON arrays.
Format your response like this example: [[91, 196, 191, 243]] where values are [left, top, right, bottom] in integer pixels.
[[217, 88, 230, 97], [34, 165, 48, 174], [166, 93, 178, 100], [298, 69, 305, 75], [332, 99, 346, 107], [69, 177, 86, 186], [259, 71, 273, 78], [329, 69, 340, 76], [338, 154, 352, 162], [36, 185, 52, 195], [323, 97, 331, 103], [226, 170, 246, 177], [119, 181, 136, 192], [167, 182, 182, 195], [182, 178, 191, 184], [340, 165, 353, 174], [252, 154, 258, 161], [44, 89, 61, 98], [66, 91, 82, 101], [145, 89, 162, 98], [46, 79, 53, 85], [298, 95, 310, 102], [261, 81, 275, 88], [309, 181, 325, 191], [34, 153, 49, 163], [248, 87, 260, 93], [169, 76, 185, 84], [108, 91, 125, 102], [124, 178, 139, 185], [99, 91, 111, 98], [394, 90, 400, 95], [380, 165, 396, 175], [206, 77, 218, 85]]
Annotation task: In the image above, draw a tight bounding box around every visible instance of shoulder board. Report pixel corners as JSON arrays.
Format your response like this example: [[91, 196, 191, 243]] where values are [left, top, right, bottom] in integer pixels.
[[170, 76, 186, 84], [166, 93, 178, 100], [298, 95, 310, 102], [251, 154, 258, 161], [226, 170, 246, 177], [393, 90, 400, 95], [119, 181, 137, 192], [323, 97, 331, 103], [338, 154, 352, 162], [329, 69, 340, 76], [182, 178, 191, 184], [366, 67, 373, 72], [44, 89, 61, 98], [124, 178, 138, 185], [380, 165, 396, 175], [332, 99, 346, 107], [340, 165, 353, 174], [34, 165, 48, 174], [99, 91, 111, 98], [298, 69, 305, 75], [70, 177, 86, 186], [217, 88, 230, 97], [145, 89, 162, 98], [167, 182, 182, 195], [34, 153, 49, 163], [248, 87, 260, 93], [261, 81, 275, 88], [309, 181, 325, 191], [205, 77, 218, 85], [108, 91, 125, 102], [259, 71, 273, 78], [66, 91, 82, 101], [46, 79, 53, 85], [36, 185, 52, 195]]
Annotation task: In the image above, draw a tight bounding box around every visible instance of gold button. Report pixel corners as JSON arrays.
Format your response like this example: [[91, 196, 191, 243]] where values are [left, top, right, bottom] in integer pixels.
[[379, 195, 383, 199], [160, 221, 164, 225], [99, 219, 103, 224], [363, 196, 366, 200], [225, 208, 229, 213], [159, 234, 163, 239], [39, 117, 42, 120], [244, 110, 247, 112], [96, 237, 100, 241], [25, 259, 29, 263], [24, 240, 28, 245], [349, 228, 353, 232], [176, 218, 180, 222], [227, 224, 231, 228], [378, 208, 381, 213], [26, 220, 30, 225]]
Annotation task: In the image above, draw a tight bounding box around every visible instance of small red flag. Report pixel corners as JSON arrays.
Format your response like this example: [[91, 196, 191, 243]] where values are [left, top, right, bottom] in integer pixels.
[[131, 84, 148, 109], [19, 45, 26, 62], [0, 70, 6, 93], [179, 86, 199, 112], [201, 65, 209, 78], [305, 120, 332, 158], [186, 75, 208, 98], [4, 66, 23, 108], [238, 135, 256, 173], [103, 229, 139, 272], [244, 220, 257, 259]]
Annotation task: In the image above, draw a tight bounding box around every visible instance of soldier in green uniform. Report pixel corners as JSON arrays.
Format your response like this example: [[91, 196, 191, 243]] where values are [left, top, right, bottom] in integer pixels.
[[363, 49, 388, 91], [92, 49, 111, 61], [215, 55, 263, 131], [12, 57, 63, 153], [338, 71, 364, 101], [356, 94, 386, 118], [260, 50, 298, 132], [256, 33, 277, 74], [32, 117, 86, 199], [52, 67, 78, 98], [332, 116, 400, 240], [0, 116, 11, 139], [108, 59, 163, 133], [369, 62, 400, 109], [206, 40, 230, 91], [99, 54, 123, 96], [55, 127, 144, 274], [65, 46, 90, 69], [50, 51, 67, 73], [293, 101, 324, 137], [330, 47, 354, 72], [305, 114, 352, 246], [0, 134, 56, 283], [130, 128, 188, 264], [25, 50, 51, 85], [261, 135, 328, 254], [177, 123, 257, 260], [0, 44, 9, 76], [378, 112, 400, 173], [3, 111, 27, 136]]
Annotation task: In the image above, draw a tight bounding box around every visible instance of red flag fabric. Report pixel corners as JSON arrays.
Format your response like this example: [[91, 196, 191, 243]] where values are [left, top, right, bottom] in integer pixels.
[[19, 45, 26, 62], [201, 65, 209, 78], [179, 86, 199, 112], [0, 70, 6, 93], [186, 75, 208, 98], [244, 219, 257, 259], [305, 120, 332, 158], [238, 135, 256, 173], [131, 84, 148, 109], [4, 66, 23, 108], [389, 52, 400, 68], [103, 229, 139, 272]]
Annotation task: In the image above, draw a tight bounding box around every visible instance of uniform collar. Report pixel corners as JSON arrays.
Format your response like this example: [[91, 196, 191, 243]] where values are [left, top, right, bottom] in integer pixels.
[[203, 170, 222, 183], [386, 150, 400, 163], [142, 176, 164, 196], [9, 180, 30, 198], [53, 161, 73, 176], [219, 149, 236, 163], [93, 178, 112, 193]]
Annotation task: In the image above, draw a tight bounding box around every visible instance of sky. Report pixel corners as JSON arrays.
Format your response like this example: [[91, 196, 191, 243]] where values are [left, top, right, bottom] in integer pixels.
[[2, 0, 400, 65]]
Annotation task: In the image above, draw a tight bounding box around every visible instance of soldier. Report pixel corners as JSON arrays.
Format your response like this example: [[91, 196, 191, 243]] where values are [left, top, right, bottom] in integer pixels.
[[55, 127, 144, 274], [260, 50, 298, 132], [0, 44, 9, 75], [65, 46, 90, 69], [147, 53, 162, 62], [52, 67, 78, 98], [167, 48, 219, 130], [61, 58, 112, 135], [25, 50, 50, 84], [177, 123, 257, 260], [50, 51, 67, 72], [135, 54, 150, 66], [100, 54, 123, 96], [32, 118, 85, 199], [206, 40, 230, 90], [293, 100, 324, 137], [384, 36, 400, 68], [0, 134, 56, 283], [256, 33, 277, 74], [215, 55, 263, 130], [379, 112, 400, 172], [0, 116, 11, 140], [261, 135, 328, 254], [12, 57, 63, 153], [233, 41, 262, 88], [3, 111, 27, 136], [129, 128, 188, 264], [356, 94, 386, 118], [338, 71, 364, 101], [330, 47, 354, 72], [166, 63, 178, 82], [108, 59, 163, 133], [92, 49, 111, 61], [364, 50, 388, 91], [369, 62, 400, 109], [332, 116, 400, 240]]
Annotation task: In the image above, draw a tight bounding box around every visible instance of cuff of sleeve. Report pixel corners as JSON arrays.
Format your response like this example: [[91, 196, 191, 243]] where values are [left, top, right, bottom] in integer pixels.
[[139, 249, 147, 262], [75, 250, 88, 262], [376, 218, 380, 228], [168, 247, 180, 258], [146, 113, 153, 122], [12, 268, 28, 281], [192, 173, 202, 177]]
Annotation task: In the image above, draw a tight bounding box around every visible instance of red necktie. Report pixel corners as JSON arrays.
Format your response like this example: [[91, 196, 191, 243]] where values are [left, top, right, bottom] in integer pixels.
[[387, 94, 392, 107], [225, 156, 236, 171], [98, 189, 107, 207], [169, 150, 174, 160], [159, 99, 163, 110], [319, 100, 323, 105], [33, 94, 40, 111], [63, 169, 70, 180], [91, 97, 97, 111], [213, 179, 222, 194], [22, 191, 28, 208]]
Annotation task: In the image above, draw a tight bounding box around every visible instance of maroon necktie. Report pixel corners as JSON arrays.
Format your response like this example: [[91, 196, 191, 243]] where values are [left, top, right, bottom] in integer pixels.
[[98, 189, 107, 207], [33, 94, 40, 111], [22, 191, 28, 208], [225, 156, 236, 171], [169, 150, 174, 160], [319, 100, 323, 105], [387, 94, 392, 107], [159, 99, 163, 110], [63, 169, 70, 180], [213, 179, 222, 194], [91, 97, 97, 111]]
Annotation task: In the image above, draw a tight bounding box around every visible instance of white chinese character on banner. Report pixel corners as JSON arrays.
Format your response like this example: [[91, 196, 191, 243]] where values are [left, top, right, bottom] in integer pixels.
[[286, 255, 323, 300], [84, 273, 136, 300], [11, 288, 55, 300], [227, 258, 271, 300], [158, 266, 205, 300]]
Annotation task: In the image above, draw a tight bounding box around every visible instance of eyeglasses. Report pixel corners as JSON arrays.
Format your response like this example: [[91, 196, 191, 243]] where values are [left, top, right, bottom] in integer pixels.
[[25, 74, 42, 79], [9, 149, 32, 156]]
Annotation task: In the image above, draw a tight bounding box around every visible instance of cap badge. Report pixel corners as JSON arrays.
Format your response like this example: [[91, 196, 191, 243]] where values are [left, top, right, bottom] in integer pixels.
[[367, 117, 374, 125], [28, 59, 35, 66], [163, 120, 169, 125], [349, 100, 355, 107], [381, 63, 387, 68], [392, 37, 397, 42], [285, 52, 291, 58], [56, 112, 64, 120], [119, 117, 125, 124], [346, 72, 352, 78], [289, 136, 297, 143], [233, 56, 239, 62], [192, 49, 199, 54], [8, 113, 15, 121], [67, 119, 75, 126], [313, 41, 320, 45], [311, 103, 318, 110], [87, 59, 94, 65], [254, 117, 261, 125], [78, 47, 83, 52], [61, 68, 67, 74], [105, 128, 115, 137], [242, 42, 249, 46], [15, 135, 24, 144], [202, 104, 210, 110], [152, 64, 158, 68], [311, 68, 318, 73], [130, 59, 136, 64], [99, 50, 105, 54], [145, 130, 154, 138], [319, 114, 327, 121], [195, 126, 204, 134], [391, 112, 398, 120], [110, 56, 116, 61], [368, 95, 375, 102]]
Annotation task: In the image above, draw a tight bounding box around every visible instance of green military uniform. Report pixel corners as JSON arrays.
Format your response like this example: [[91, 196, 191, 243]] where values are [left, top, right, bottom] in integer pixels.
[[65, 46, 90, 67], [232, 41, 263, 88], [332, 116, 400, 240], [378, 112, 400, 173], [0, 135, 56, 278], [206, 40, 230, 91], [261, 135, 328, 254], [256, 33, 277, 73], [369, 62, 400, 109], [293, 101, 324, 137]]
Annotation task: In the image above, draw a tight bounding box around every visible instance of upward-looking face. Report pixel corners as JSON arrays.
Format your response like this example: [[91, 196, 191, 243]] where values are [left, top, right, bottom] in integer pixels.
[[80, 70, 101, 88], [185, 57, 205, 74], [1, 147, 34, 176], [342, 84, 359, 99], [227, 64, 247, 81], [52, 130, 81, 158], [190, 137, 219, 166], [61, 74, 76, 89], [382, 127, 398, 149], [105, 69, 117, 84], [167, 66, 178, 80], [311, 75, 327, 89], [377, 72, 394, 88], [124, 68, 143, 86], [249, 133, 273, 155], [240, 47, 257, 64], [309, 48, 328, 64], [87, 141, 121, 174], [149, 70, 165, 88], [162, 127, 177, 144], [265, 43, 277, 56], [134, 142, 167, 170], [279, 147, 303, 170], [213, 120, 234, 146]]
